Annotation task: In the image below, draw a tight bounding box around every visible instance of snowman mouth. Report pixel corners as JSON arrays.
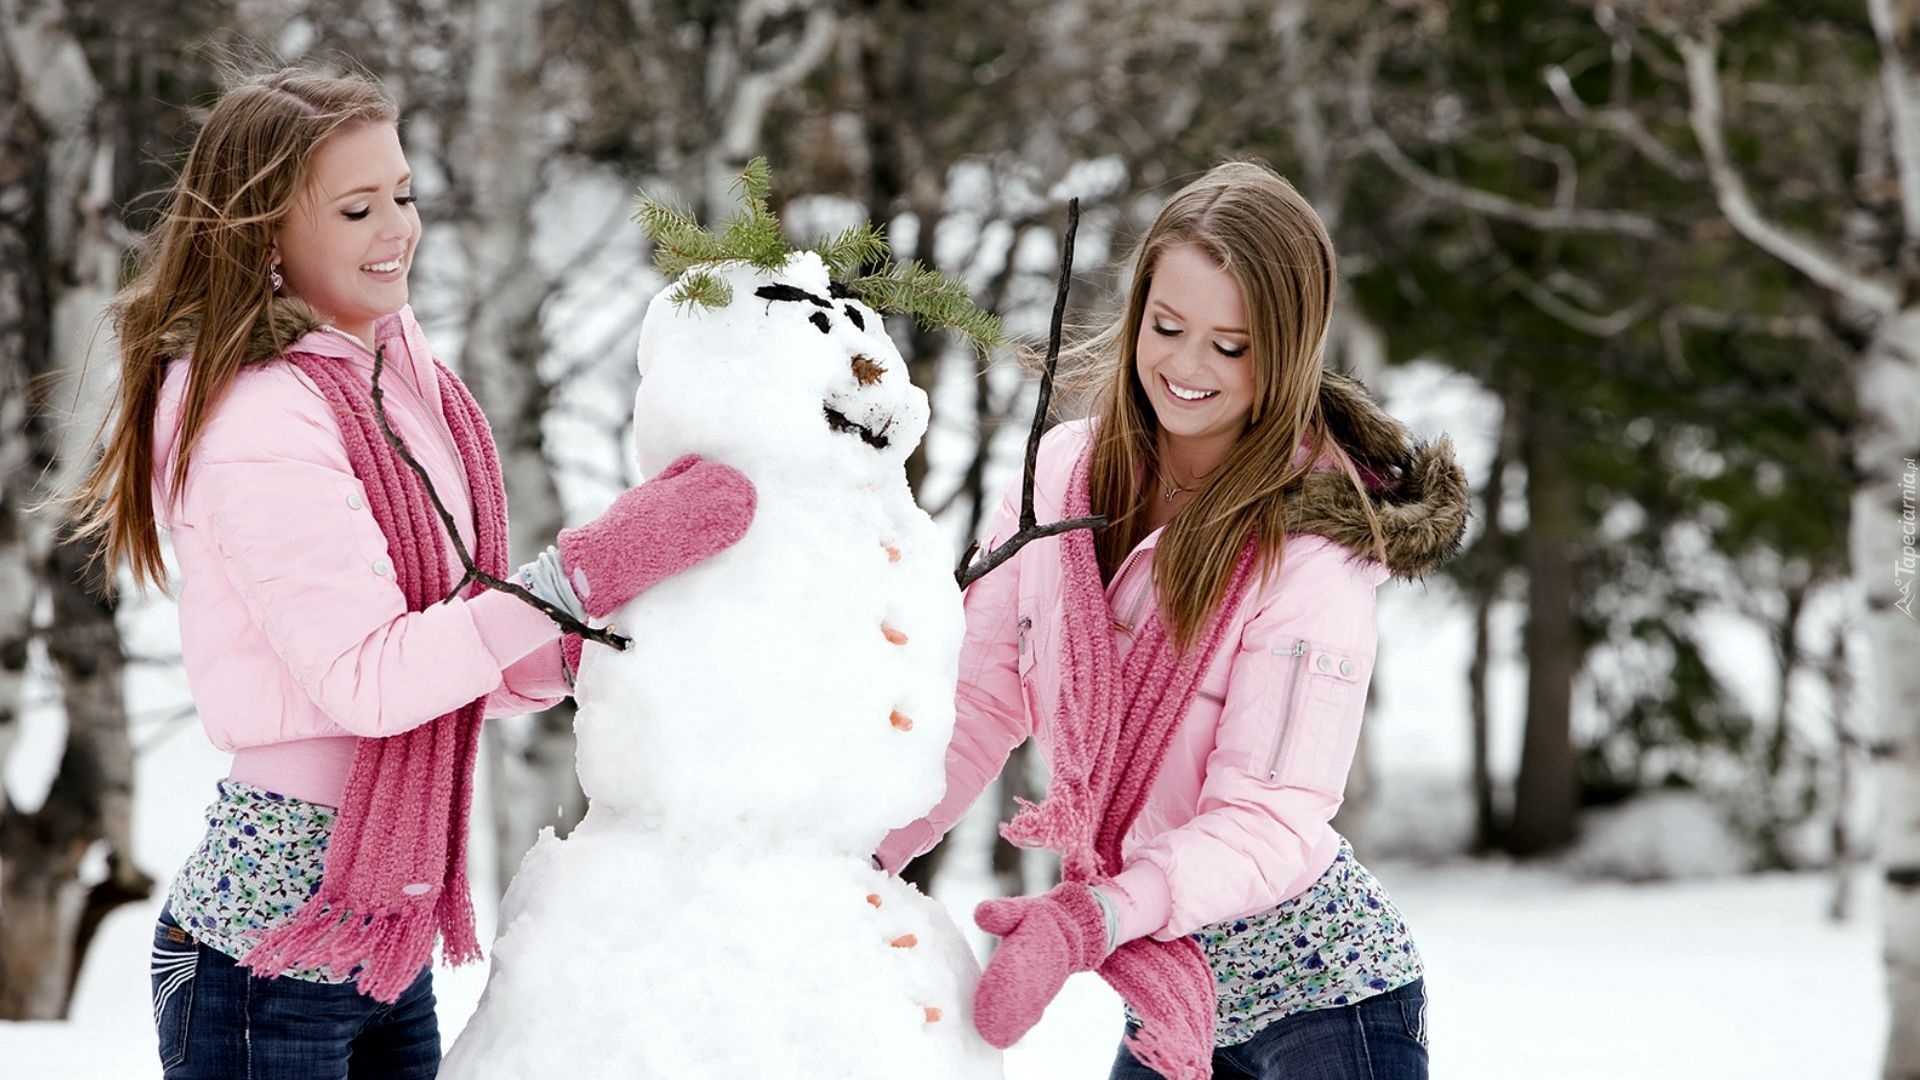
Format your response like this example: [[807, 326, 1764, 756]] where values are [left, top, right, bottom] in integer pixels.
[[823, 404, 891, 450]]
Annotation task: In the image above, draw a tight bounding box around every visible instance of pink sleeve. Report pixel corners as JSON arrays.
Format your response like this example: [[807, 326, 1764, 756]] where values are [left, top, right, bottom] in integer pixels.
[[877, 479, 1030, 872], [1131, 538, 1385, 938], [485, 637, 571, 719], [182, 373, 552, 739]]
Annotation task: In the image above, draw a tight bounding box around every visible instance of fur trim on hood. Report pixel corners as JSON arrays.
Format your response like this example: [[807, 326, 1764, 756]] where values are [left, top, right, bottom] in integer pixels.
[[156, 297, 328, 366], [1290, 370, 1471, 580]]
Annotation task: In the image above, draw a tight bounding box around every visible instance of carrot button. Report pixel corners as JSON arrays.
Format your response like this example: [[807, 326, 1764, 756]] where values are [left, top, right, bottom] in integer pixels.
[[924, 1006, 943, 1023], [866, 893, 883, 908], [883, 625, 908, 646], [890, 934, 918, 948], [889, 710, 913, 732]]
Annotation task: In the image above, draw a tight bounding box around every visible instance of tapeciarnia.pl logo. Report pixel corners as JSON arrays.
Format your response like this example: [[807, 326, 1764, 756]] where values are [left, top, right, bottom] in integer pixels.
[[1900, 457, 1918, 620]]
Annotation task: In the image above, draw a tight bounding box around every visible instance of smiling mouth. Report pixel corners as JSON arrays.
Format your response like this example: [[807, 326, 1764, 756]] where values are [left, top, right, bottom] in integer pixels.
[[1162, 375, 1219, 402], [824, 404, 891, 450], [360, 257, 405, 274]]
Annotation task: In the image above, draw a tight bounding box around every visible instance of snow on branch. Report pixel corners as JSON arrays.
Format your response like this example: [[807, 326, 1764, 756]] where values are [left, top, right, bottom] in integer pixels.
[[1676, 32, 1899, 316], [955, 199, 1106, 591]]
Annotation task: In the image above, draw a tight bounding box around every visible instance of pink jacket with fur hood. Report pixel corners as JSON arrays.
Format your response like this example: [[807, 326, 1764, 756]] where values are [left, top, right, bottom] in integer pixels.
[[152, 302, 567, 808], [881, 373, 1468, 943]]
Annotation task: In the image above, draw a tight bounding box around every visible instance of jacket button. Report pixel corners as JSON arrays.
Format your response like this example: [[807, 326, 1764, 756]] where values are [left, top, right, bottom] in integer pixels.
[[348, 494, 364, 510], [1340, 659, 1356, 677], [1317, 654, 1332, 672], [373, 558, 391, 576]]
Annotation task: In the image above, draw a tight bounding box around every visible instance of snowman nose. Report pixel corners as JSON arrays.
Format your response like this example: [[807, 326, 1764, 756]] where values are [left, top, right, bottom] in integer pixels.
[[851, 354, 884, 386]]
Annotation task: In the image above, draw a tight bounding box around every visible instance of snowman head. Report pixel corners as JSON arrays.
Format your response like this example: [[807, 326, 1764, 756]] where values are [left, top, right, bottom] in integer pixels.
[[632, 251, 928, 483]]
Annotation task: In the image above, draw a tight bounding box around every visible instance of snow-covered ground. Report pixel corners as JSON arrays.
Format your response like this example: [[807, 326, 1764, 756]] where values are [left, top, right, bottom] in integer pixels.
[[0, 357, 1888, 1076], [0, 689, 1889, 1079]]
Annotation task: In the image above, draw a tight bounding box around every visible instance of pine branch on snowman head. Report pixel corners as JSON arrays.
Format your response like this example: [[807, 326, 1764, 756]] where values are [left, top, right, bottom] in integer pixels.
[[631, 158, 1008, 354]]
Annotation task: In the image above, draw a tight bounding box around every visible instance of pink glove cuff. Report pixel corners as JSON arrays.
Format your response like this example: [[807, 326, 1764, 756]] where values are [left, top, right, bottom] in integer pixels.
[[874, 820, 937, 875], [1098, 861, 1175, 946], [469, 588, 564, 668]]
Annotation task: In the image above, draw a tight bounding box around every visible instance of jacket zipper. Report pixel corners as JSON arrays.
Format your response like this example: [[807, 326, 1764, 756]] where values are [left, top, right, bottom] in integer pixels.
[[1017, 615, 1032, 656], [1110, 546, 1153, 631], [1267, 640, 1311, 780]]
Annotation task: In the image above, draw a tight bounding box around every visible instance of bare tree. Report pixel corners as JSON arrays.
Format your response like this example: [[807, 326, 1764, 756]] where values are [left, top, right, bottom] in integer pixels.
[[0, 0, 151, 1019]]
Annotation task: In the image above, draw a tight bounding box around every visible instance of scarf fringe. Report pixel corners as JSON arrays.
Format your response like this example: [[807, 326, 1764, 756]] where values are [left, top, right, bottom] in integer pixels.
[[1123, 1026, 1211, 1080], [242, 893, 448, 1004]]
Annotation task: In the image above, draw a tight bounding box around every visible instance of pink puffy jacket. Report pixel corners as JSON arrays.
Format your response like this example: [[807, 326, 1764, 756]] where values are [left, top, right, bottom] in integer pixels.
[[152, 305, 566, 807], [882, 396, 1467, 943]]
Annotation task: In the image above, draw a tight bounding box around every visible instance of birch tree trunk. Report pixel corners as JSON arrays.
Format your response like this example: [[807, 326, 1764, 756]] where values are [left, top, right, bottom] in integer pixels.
[[451, 0, 584, 896], [1858, 313, 1920, 1079], [0, 0, 148, 1019]]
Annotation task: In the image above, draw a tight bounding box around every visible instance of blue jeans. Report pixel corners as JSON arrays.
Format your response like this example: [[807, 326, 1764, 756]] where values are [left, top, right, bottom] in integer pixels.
[[151, 905, 440, 1079], [1109, 978, 1429, 1080]]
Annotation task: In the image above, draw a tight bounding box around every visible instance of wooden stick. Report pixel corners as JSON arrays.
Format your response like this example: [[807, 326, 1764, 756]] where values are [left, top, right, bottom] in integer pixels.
[[370, 345, 630, 651], [956, 198, 1107, 591]]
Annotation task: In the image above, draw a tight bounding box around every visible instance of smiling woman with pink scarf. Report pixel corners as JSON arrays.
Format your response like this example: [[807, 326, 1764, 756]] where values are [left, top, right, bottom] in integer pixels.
[[878, 162, 1470, 1080], [66, 65, 754, 1079]]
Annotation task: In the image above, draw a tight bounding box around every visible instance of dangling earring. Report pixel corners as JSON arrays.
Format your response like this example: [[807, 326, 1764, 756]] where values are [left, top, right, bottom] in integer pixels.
[[269, 263, 284, 295]]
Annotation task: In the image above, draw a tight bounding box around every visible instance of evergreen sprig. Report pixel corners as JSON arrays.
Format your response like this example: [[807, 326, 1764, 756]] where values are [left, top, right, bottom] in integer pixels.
[[632, 157, 1006, 353], [846, 261, 1008, 354]]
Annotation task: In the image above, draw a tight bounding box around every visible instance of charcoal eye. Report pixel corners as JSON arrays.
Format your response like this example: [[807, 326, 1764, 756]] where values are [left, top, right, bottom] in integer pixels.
[[810, 312, 831, 334], [843, 305, 865, 331]]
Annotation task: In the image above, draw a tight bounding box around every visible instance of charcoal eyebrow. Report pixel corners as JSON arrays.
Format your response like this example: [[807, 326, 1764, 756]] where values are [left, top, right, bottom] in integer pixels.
[[754, 284, 831, 308]]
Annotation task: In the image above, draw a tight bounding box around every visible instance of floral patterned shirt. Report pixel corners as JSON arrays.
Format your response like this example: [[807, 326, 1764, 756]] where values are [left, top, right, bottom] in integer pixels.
[[166, 780, 348, 983], [1128, 837, 1424, 1046]]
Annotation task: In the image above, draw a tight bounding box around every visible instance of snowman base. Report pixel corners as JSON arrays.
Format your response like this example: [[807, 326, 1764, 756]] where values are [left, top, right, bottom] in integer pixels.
[[440, 811, 1004, 1080]]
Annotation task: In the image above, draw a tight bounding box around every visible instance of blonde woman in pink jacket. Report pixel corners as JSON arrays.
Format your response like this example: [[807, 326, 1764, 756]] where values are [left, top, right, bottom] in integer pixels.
[[68, 65, 754, 1079], [878, 162, 1469, 1080]]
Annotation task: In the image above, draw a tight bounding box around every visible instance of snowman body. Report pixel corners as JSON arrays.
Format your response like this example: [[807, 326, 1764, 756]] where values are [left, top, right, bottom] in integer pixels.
[[441, 253, 1002, 1080]]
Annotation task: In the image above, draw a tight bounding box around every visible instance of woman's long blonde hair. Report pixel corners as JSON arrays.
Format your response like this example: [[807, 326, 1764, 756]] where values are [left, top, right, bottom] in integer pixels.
[[1079, 161, 1383, 649], [65, 64, 396, 593]]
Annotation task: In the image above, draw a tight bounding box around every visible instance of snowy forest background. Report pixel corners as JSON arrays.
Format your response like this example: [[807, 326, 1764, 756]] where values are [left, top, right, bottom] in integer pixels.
[[1, 0, 1915, 1076]]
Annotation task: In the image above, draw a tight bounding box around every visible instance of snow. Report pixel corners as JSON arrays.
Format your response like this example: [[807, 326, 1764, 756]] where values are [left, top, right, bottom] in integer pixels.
[[440, 252, 1000, 1079], [3, 825, 1886, 1078], [1563, 790, 1752, 881], [0, 320, 1891, 1077]]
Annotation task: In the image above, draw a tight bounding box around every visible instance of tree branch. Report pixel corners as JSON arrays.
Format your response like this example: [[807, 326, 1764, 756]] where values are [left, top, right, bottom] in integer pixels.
[[1347, 56, 1663, 240], [368, 345, 630, 650], [1676, 32, 1899, 315], [1543, 63, 1704, 182], [956, 199, 1107, 590]]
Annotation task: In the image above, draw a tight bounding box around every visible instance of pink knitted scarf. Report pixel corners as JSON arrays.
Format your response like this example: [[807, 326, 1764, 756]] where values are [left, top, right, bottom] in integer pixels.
[[1001, 446, 1256, 1079], [239, 351, 504, 1002]]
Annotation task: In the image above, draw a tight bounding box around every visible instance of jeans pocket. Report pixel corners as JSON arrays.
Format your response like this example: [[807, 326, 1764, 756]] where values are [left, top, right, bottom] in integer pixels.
[[151, 909, 199, 1069], [1395, 980, 1429, 1049]]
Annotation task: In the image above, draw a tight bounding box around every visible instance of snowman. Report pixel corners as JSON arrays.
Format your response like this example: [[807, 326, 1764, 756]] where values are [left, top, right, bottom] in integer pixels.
[[440, 182, 1006, 1078]]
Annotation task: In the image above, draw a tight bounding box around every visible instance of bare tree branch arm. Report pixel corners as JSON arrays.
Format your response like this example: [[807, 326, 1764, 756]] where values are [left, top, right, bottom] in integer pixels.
[[369, 346, 630, 650]]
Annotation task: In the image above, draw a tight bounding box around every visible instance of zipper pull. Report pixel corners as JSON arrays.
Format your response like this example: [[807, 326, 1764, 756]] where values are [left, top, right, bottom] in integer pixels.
[[1017, 616, 1032, 655]]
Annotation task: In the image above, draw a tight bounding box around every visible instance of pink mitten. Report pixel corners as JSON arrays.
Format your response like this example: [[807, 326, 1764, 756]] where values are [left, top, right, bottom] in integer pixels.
[[972, 882, 1109, 1048], [557, 455, 756, 621]]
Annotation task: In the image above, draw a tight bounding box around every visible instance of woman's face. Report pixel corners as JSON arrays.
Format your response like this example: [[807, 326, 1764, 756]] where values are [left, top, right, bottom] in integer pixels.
[[1134, 242, 1256, 452], [273, 122, 420, 339]]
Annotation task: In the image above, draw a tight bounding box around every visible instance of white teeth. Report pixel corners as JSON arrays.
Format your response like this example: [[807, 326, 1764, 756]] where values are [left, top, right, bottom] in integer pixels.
[[362, 259, 401, 273], [1164, 376, 1217, 402]]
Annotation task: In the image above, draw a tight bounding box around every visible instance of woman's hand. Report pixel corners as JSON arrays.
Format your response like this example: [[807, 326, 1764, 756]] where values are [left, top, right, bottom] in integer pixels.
[[971, 881, 1111, 1048]]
